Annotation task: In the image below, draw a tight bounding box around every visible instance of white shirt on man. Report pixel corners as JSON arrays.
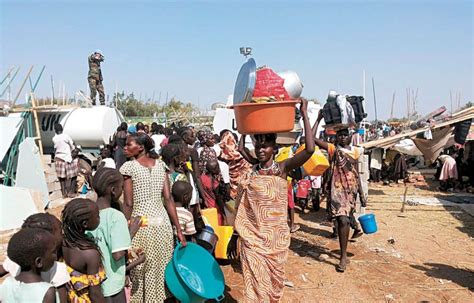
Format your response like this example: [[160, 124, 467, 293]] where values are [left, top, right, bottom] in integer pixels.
[[151, 134, 166, 154], [52, 133, 74, 163]]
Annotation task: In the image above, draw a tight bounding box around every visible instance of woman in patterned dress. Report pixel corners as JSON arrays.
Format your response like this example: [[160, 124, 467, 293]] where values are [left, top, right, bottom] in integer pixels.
[[312, 112, 367, 272], [218, 130, 253, 199], [228, 99, 314, 302], [120, 133, 186, 303]]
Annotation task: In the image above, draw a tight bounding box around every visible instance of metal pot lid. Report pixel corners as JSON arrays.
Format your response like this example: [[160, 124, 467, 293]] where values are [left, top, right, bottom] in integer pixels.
[[233, 58, 256, 105]]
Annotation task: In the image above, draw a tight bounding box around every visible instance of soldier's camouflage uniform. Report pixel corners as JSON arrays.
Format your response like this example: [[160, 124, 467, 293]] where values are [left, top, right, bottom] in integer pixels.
[[88, 54, 105, 105]]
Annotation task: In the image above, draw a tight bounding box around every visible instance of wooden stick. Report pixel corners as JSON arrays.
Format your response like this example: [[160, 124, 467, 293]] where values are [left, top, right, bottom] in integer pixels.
[[12, 66, 34, 107], [0, 67, 14, 85], [400, 182, 408, 213], [30, 93, 44, 156], [390, 91, 396, 120], [0, 66, 20, 97]]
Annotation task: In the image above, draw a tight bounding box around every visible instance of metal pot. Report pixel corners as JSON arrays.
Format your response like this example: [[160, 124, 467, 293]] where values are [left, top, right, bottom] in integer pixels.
[[278, 70, 304, 99], [196, 228, 219, 253]]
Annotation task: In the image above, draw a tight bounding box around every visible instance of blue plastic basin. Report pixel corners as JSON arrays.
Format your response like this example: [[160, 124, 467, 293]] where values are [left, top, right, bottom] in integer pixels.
[[358, 213, 378, 234], [165, 242, 225, 303]]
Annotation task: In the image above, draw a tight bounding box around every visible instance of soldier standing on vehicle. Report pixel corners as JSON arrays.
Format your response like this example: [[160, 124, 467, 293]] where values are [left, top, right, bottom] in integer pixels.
[[88, 50, 105, 105]]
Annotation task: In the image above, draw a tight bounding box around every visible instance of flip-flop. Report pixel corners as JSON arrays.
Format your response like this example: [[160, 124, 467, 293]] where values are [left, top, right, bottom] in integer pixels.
[[290, 224, 300, 233]]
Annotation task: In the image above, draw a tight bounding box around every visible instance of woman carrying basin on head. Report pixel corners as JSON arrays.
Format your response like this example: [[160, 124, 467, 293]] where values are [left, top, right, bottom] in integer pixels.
[[228, 98, 314, 302]]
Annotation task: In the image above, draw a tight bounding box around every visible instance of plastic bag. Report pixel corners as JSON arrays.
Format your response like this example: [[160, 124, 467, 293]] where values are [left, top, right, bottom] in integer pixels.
[[253, 67, 291, 100], [336, 94, 356, 126]]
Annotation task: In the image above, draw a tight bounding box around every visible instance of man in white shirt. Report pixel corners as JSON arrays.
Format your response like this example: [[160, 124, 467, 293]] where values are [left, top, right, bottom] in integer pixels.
[[52, 123, 75, 198], [151, 123, 167, 155]]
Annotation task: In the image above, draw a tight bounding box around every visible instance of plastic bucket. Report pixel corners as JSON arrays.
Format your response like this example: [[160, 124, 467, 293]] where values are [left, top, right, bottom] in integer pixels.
[[230, 100, 298, 135], [358, 213, 378, 234], [214, 226, 234, 259], [295, 145, 330, 176], [201, 208, 219, 230], [165, 243, 225, 303]]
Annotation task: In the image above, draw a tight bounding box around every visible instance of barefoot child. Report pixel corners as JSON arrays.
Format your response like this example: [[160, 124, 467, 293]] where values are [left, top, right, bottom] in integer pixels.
[[312, 112, 367, 272], [0, 213, 70, 303], [172, 181, 197, 241], [87, 168, 143, 302], [62, 198, 106, 302], [0, 228, 59, 303]]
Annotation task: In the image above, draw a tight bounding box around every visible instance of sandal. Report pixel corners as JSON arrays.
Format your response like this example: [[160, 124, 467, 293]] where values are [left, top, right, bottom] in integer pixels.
[[290, 224, 300, 233]]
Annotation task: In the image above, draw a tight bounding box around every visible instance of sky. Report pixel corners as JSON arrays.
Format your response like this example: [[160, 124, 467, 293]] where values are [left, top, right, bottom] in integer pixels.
[[1, 0, 472, 119]]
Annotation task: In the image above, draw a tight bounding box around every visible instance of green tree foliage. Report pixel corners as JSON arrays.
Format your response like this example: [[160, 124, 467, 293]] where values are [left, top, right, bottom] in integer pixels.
[[114, 92, 197, 118], [460, 101, 473, 110]]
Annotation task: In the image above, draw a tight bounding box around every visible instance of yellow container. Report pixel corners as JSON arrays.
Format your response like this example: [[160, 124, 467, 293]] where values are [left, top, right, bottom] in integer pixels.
[[201, 208, 219, 230], [214, 226, 234, 259], [186, 161, 193, 171], [296, 145, 330, 176], [275, 146, 294, 163]]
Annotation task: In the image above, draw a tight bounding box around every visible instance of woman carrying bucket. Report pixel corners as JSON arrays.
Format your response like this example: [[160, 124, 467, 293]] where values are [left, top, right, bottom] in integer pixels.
[[312, 112, 367, 272], [228, 99, 314, 302]]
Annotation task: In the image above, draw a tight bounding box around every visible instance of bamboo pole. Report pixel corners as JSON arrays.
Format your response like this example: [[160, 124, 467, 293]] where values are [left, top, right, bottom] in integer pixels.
[[1, 67, 15, 85], [0, 66, 20, 98], [62, 83, 66, 106], [12, 66, 34, 107], [390, 91, 396, 120], [30, 93, 44, 155], [51, 75, 55, 105], [372, 77, 378, 123], [450, 90, 453, 114]]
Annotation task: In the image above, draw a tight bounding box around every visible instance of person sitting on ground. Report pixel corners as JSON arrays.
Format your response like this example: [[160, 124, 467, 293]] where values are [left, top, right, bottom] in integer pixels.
[[87, 168, 144, 302], [61, 198, 106, 302], [228, 98, 314, 302], [0, 228, 59, 303], [0, 213, 69, 303], [98, 145, 116, 169], [172, 181, 197, 241], [312, 112, 367, 272], [201, 159, 226, 225]]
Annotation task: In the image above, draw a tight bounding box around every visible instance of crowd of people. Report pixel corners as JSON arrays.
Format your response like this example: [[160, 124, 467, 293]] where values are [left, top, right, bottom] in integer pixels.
[[1, 99, 374, 303]]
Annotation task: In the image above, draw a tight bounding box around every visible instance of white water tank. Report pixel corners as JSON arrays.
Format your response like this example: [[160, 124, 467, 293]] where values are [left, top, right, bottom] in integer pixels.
[[38, 106, 124, 151]]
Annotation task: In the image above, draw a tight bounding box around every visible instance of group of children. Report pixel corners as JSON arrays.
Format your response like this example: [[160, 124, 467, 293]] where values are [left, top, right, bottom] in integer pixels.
[[0, 163, 199, 303]]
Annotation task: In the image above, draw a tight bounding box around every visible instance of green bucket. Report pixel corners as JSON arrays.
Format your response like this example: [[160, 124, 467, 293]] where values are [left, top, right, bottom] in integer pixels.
[[165, 242, 225, 303]]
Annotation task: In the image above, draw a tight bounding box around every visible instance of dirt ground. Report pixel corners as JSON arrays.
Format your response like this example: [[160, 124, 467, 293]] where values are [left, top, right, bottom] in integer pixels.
[[221, 180, 474, 302], [1, 176, 473, 302]]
